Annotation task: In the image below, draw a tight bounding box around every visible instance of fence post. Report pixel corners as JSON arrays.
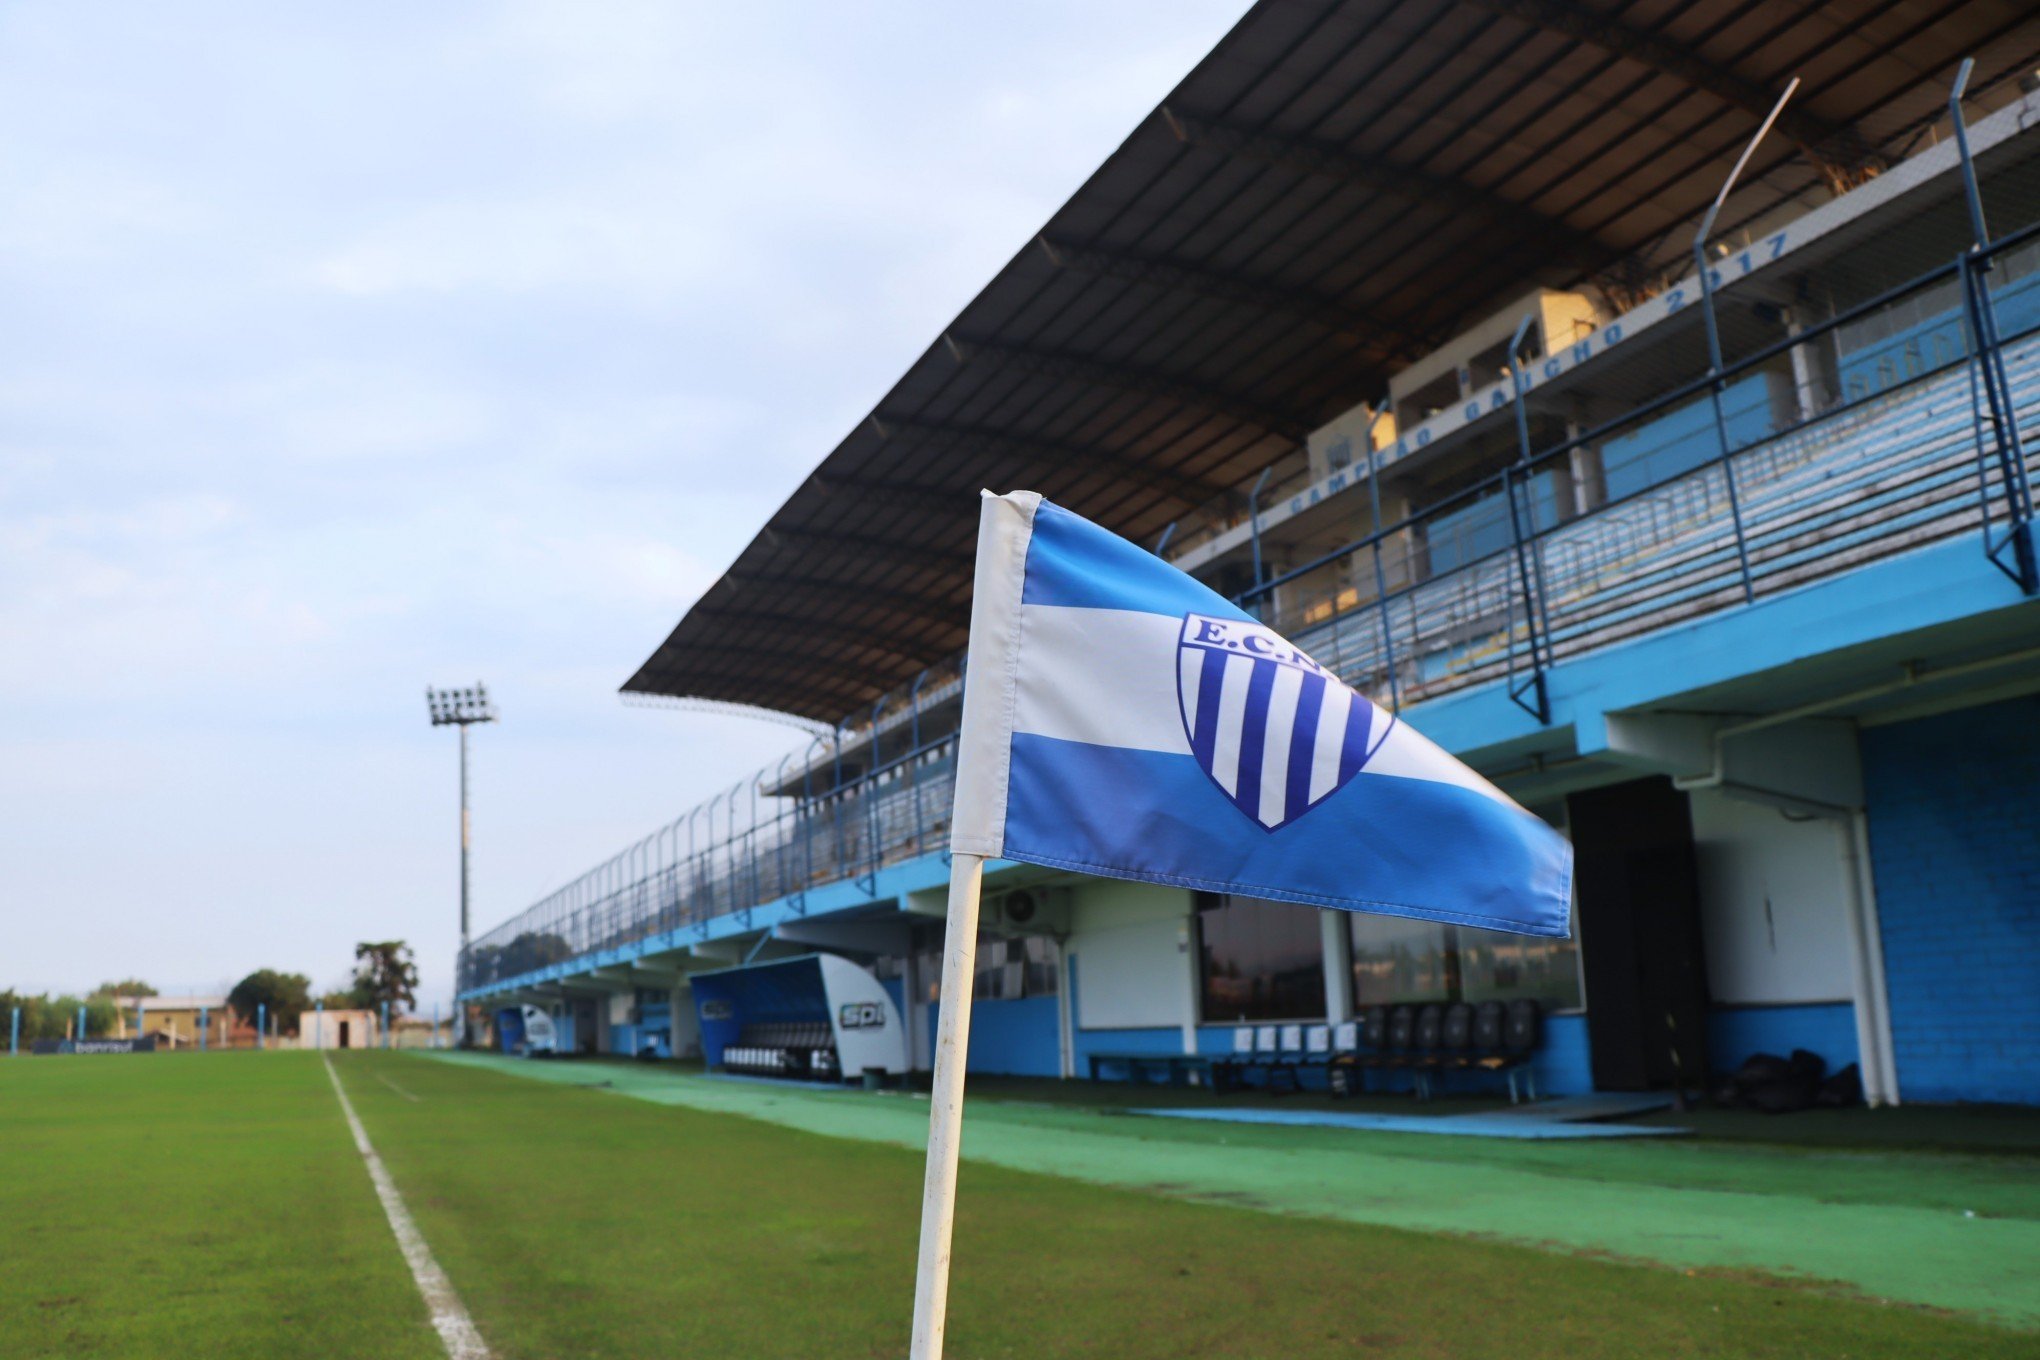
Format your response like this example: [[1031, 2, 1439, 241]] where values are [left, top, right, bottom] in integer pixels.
[[1950, 59, 2039, 594], [908, 670, 929, 856], [1509, 320, 1550, 721], [1361, 411, 1401, 713], [1503, 314, 1553, 723], [1248, 466, 1276, 597], [860, 700, 885, 896], [1691, 80, 1797, 604]]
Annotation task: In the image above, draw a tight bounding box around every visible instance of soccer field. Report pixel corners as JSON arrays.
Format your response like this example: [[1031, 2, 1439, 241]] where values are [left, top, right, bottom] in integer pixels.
[[4, 1053, 2036, 1360]]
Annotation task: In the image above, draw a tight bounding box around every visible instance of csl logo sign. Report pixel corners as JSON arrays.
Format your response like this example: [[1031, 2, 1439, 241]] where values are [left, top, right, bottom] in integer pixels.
[[838, 1002, 886, 1030], [699, 999, 734, 1021]]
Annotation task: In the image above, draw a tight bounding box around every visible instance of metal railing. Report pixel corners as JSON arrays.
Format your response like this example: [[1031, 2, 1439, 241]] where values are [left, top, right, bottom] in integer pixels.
[[1248, 221, 2040, 712], [461, 186, 2040, 1002]]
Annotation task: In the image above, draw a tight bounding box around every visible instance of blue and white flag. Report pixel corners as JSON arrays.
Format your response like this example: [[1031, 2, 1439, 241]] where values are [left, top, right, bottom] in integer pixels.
[[950, 491, 1572, 938]]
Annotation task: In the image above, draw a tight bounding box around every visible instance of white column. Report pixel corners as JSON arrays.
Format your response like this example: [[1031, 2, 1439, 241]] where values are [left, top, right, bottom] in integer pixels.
[[1321, 909, 1353, 1024], [1842, 812, 1901, 1105], [1054, 937, 1075, 1079]]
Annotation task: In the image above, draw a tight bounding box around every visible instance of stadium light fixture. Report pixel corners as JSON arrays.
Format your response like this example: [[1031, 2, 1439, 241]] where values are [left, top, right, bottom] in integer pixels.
[[426, 682, 498, 1044]]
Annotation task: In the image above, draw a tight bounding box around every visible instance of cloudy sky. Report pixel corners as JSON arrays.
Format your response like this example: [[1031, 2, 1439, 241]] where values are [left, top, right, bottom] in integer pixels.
[[1, 2, 1249, 1006]]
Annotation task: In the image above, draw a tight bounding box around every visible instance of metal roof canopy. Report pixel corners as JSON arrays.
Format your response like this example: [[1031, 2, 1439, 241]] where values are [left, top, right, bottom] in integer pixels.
[[623, 0, 2040, 723]]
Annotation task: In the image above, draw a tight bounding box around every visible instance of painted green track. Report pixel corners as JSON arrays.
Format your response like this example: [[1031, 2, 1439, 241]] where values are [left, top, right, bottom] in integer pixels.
[[429, 1050, 2040, 1327]]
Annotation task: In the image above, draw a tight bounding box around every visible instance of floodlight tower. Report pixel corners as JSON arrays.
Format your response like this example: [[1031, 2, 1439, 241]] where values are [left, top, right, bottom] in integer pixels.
[[426, 683, 497, 1042]]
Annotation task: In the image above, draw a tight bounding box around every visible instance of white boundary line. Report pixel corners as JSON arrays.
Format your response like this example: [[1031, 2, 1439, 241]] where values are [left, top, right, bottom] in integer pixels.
[[375, 1070, 423, 1102], [324, 1055, 491, 1360]]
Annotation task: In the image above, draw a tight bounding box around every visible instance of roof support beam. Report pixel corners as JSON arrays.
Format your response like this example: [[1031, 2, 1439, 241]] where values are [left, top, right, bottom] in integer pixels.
[[1036, 235, 1437, 358], [807, 475, 981, 519], [1457, 0, 1876, 188], [758, 526, 974, 573], [1161, 107, 1610, 268], [721, 574, 969, 631], [673, 640, 919, 674], [871, 415, 1236, 509], [689, 607, 943, 669], [645, 652, 876, 706], [943, 337, 1313, 442]]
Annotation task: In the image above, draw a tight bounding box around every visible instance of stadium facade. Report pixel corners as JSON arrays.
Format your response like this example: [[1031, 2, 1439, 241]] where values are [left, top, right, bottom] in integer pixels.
[[460, 1, 2040, 1108]]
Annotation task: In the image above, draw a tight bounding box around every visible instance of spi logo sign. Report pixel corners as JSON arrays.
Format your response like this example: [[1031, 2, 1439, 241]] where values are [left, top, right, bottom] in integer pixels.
[[700, 999, 734, 1021], [839, 1002, 886, 1030]]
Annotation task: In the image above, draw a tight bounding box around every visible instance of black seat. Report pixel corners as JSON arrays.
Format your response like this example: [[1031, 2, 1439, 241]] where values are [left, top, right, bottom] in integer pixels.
[[1441, 1003, 1476, 1068], [1351, 1006, 1388, 1066], [1474, 999, 1543, 1102], [1473, 1000, 1506, 1054]]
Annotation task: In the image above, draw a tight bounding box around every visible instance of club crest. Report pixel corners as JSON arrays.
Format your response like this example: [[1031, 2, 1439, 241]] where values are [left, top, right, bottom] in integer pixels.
[[1175, 612, 1377, 830]]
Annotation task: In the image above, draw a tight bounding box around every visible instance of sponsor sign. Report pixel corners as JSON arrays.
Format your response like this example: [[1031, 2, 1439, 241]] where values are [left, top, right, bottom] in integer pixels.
[[838, 1002, 886, 1030], [31, 1037, 156, 1055]]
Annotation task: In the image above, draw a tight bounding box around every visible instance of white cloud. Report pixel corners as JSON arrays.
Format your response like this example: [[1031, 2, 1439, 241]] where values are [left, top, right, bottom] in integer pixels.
[[0, 0, 1253, 1001]]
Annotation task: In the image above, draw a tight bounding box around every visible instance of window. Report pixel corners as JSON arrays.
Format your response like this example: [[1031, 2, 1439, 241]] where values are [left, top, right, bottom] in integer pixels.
[[1348, 914, 1581, 1012], [974, 935, 1058, 1001], [885, 934, 1058, 1003], [1197, 893, 1326, 1022]]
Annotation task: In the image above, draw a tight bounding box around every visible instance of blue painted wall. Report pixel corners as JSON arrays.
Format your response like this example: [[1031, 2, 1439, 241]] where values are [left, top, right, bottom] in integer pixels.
[[1072, 1025, 1183, 1074], [1600, 373, 1772, 503], [1707, 1002, 1858, 1077], [1836, 271, 2040, 402], [1864, 695, 2040, 1105], [935, 996, 1062, 1077]]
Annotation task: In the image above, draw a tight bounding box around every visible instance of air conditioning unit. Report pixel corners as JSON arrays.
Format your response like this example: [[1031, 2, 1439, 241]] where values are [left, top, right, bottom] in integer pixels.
[[986, 886, 1070, 933]]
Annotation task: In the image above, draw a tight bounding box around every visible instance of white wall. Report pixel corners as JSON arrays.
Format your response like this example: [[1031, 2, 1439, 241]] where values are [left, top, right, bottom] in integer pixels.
[[1066, 879, 1194, 1030], [1691, 789, 1853, 1003]]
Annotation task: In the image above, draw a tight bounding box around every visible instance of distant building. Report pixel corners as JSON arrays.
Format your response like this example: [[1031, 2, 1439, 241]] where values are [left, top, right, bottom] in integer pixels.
[[297, 1008, 379, 1050], [120, 995, 233, 1049]]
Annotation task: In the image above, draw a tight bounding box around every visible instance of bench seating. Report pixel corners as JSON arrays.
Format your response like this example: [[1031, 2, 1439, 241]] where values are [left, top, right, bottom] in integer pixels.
[[1086, 1051, 1214, 1085], [720, 1021, 838, 1080], [1326, 1000, 1544, 1102]]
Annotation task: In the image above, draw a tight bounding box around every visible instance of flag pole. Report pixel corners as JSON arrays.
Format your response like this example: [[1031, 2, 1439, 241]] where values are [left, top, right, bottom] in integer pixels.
[[908, 849, 986, 1360]]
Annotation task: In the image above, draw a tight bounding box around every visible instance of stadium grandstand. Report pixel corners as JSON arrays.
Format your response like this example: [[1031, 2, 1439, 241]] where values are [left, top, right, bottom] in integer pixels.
[[460, 0, 2040, 1109]]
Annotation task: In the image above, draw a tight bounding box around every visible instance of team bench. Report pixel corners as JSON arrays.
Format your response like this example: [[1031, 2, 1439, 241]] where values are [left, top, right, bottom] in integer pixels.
[[1208, 1000, 1545, 1101], [1085, 1051, 1215, 1085], [720, 1022, 840, 1081], [1326, 1000, 1545, 1102]]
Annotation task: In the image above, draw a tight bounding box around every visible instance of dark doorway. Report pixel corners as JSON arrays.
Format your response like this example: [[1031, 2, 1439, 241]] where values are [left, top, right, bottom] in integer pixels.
[[1568, 776, 1709, 1093], [338, 1020, 352, 1049]]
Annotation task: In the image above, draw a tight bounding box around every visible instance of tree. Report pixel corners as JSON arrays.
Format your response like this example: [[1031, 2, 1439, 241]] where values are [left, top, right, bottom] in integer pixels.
[[93, 978, 156, 999], [350, 941, 418, 1014], [226, 969, 311, 1032]]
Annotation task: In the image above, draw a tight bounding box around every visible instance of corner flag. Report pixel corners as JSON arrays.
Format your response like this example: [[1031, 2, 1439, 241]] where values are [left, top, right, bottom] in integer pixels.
[[952, 489, 1572, 936], [909, 490, 1572, 1359]]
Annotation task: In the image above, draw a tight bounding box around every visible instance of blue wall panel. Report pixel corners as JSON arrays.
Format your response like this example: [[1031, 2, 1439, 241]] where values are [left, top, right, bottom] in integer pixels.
[[1531, 1014, 1592, 1097], [1864, 695, 2040, 1105], [1600, 374, 1772, 503], [1707, 1002, 1858, 1076], [939, 996, 1061, 1077], [1072, 1025, 1183, 1076]]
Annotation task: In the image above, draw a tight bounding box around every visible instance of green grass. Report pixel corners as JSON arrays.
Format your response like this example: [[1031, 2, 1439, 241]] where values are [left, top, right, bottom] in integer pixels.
[[431, 1051, 2040, 1324], [5, 1051, 2038, 1360], [0, 1053, 442, 1359]]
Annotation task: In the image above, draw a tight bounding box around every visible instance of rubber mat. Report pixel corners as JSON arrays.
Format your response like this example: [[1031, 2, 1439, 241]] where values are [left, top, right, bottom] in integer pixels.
[[1129, 1106, 1688, 1139]]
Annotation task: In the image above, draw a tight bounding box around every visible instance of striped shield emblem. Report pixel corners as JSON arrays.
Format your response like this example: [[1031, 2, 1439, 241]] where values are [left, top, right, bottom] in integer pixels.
[[1176, 612, 1378, 831]]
